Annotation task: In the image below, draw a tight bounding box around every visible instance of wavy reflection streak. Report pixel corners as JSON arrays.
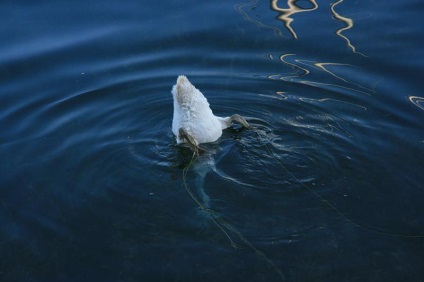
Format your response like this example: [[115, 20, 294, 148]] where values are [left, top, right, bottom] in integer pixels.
[[279, 53, 310, 77], [237, 0, 365, 56], [270, 53, 373, 97], [409, 96, 424, 111], [330, 0, 366, 57], [271, 0, 318, 39], [313, 62, 375, 94]]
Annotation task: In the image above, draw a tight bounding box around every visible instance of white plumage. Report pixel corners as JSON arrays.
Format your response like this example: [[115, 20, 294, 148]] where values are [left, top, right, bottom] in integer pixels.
[[171, 75, 249, 152]]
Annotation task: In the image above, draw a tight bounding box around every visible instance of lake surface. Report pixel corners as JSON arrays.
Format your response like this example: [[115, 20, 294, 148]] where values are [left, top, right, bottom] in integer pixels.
[[1, 0, 423, 281]]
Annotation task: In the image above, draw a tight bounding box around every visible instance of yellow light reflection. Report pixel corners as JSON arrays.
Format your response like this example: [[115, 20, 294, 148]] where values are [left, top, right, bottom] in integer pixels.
[[268, 53, 373, 97], [280, 53, 310, 76], [271, 0, 318, 39], [330, 0, 367, 57], [314, 62, 375, 94], [409, 96, 424, 111]]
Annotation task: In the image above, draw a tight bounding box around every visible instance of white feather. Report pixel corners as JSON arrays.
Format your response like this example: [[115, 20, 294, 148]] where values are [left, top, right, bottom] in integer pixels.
[[171, 75, 230, 145]]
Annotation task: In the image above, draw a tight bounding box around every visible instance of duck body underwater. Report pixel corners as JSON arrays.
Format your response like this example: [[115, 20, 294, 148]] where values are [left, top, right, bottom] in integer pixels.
[[171, 75, 250, 154]]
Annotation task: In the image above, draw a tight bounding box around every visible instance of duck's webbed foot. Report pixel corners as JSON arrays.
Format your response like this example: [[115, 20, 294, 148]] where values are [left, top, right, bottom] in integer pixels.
[[178, 128, 205, 156], [231, 114, 251, 128]]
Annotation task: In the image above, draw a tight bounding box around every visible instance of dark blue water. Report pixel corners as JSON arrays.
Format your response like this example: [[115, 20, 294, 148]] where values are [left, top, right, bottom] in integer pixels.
[[1, 0, 423, 281]]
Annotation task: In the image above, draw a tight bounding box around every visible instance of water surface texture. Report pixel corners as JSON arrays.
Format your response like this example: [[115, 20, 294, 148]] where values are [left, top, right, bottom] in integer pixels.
[[1, 0, 423, 281]]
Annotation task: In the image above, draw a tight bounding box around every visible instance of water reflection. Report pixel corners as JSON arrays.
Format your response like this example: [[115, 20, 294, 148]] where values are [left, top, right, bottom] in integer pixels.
[[268, 53, 374, 97], [314, 62, 373, 93], [178, 144, 286, 281], [330, 0, 367, 57], [409, 96, 424, 111], [270, 0, 318, 39], [236, 0, 364, 55]]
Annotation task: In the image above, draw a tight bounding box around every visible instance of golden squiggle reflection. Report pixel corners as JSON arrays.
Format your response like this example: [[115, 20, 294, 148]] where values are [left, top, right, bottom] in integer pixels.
[[313, 62, 375, 94], [330, 0, 366, 57], [266, 53, 313, 81], [269, 53, 373, 96], [234, 0, 287, 37], [280, 53, 309, 76], [236, 0, 365, 55], [271, 0, 318, 39], [409, 96, 424, 111]]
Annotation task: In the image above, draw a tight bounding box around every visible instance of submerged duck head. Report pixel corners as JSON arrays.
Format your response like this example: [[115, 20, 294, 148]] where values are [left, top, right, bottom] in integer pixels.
[[171, 75, 250, 154]]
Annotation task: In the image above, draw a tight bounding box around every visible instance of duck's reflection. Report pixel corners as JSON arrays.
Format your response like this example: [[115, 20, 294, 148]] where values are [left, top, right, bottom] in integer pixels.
[[175, 145, 219, 210], [191, 153, 215, 209], [176, 140, 253, 211]]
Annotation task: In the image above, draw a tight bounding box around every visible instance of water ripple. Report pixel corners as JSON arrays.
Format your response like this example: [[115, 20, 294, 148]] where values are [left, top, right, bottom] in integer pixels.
[[1, 0, 423, 280], [0, 26, 121, 65]]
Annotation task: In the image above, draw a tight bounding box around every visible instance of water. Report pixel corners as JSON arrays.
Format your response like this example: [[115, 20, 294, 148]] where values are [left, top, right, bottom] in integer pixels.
[[1, 0, 423, 281]]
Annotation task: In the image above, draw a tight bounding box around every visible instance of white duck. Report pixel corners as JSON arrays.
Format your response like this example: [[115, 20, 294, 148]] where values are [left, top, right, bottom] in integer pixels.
[[172, 75, 250, 154]]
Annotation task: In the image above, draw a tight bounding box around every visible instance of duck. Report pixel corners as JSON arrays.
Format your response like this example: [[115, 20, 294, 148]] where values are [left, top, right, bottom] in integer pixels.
[[172, 75, 250, 154]]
